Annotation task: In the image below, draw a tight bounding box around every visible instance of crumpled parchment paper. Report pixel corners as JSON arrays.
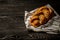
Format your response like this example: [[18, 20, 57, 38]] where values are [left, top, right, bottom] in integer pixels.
[[24, 4, 60, 34]]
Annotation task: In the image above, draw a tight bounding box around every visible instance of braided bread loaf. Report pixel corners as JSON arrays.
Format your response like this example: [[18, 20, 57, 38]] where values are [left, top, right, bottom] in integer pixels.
[[30, 6, 54, 27]]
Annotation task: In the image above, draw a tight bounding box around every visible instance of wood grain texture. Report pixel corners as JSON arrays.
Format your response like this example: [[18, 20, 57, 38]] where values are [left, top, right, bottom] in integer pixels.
[[0, 0, 60, 40]]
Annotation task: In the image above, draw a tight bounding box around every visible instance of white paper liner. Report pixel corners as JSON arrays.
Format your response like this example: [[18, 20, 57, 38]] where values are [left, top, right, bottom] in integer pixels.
[[24, 4, 60, 34]]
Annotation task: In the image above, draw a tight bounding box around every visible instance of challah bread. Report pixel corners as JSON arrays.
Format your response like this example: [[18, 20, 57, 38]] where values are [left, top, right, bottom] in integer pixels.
[[29, 6, 54, 27]]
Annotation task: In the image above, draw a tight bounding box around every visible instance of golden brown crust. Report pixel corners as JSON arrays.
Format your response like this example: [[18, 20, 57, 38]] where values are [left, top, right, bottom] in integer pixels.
[[32, 9, 42, 16], [42, 9, 50, 19], [39, 14, 47, 25], [30, 16, 39, 22], [29, 6, 54, 27], [30, 20, 40, 27]]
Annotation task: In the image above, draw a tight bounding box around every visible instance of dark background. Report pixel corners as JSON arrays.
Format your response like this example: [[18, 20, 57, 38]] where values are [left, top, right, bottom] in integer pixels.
[[0, 0, 60, 40]]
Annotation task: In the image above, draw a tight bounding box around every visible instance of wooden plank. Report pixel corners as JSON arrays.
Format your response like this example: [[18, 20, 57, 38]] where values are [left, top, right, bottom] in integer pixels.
[[0, 0, 59, 40]]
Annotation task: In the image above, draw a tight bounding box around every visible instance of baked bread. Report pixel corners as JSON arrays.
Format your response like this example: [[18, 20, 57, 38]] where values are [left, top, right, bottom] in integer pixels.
[[29, 6, 54, 27]]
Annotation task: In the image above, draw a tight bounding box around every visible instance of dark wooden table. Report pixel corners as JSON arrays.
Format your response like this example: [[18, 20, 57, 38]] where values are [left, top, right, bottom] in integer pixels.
[[0, 0, 60, 40]]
